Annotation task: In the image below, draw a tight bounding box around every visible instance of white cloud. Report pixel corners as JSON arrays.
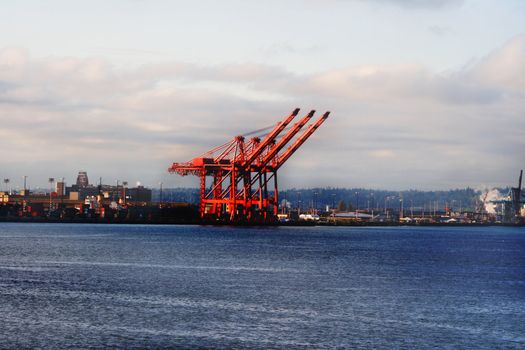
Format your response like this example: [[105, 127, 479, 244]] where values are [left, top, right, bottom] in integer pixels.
[[0, 34, 524, 189], [468, 34, 525, 93]]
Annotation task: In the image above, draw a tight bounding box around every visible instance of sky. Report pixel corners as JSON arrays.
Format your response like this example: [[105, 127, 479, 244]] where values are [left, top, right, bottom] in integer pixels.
[[0, 0, 524, 190]]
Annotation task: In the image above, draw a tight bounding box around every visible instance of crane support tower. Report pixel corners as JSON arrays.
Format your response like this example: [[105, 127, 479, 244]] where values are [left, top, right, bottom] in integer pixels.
[[169, 108, 330, 223]]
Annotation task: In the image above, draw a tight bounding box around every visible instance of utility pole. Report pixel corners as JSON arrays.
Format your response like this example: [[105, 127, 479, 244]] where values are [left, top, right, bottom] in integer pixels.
[[370, 193, 374, 220], [385, 196, 389, 219], [122, 181, 128, 205], [355, 191, 359, 219], [115, 180, 119, 202], [313, 191, 318, 215], [159, 182, 163, 207], [60, 178, 65, 208], [282, 191, 287, 214], [22, 175, 28, 215], [48, 177, 55, 213]]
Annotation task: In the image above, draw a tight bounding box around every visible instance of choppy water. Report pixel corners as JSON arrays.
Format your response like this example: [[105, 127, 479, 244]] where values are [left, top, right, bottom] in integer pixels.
[[0, 223, 523, 349]]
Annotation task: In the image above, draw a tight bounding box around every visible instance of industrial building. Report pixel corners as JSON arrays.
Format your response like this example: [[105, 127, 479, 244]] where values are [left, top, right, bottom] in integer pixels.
[[489, 170, 524, 224], [0, 171, 153, 219]]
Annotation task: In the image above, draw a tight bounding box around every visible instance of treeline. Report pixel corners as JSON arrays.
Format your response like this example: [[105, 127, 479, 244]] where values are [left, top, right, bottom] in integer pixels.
[[279, 187, 481, 212], [154, 187, 496, 212]]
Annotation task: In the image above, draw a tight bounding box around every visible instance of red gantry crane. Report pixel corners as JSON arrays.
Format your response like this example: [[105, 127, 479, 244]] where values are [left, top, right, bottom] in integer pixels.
[[169, 108, 330, 223]]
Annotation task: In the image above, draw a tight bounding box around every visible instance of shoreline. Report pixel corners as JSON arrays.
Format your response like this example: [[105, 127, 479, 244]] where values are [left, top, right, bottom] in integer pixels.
[[0, 217, 522, 227]]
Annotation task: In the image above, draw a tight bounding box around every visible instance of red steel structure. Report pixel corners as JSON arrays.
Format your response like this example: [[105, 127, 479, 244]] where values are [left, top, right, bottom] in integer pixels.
[[169, 108, 330, 223]]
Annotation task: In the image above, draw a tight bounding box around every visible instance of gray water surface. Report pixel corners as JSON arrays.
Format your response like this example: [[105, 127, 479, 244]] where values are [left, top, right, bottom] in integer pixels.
[[0, 224, 523, 349]]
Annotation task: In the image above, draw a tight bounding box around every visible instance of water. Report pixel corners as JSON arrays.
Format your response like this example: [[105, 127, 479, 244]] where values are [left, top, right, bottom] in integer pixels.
[[0, 224, 523, 349]]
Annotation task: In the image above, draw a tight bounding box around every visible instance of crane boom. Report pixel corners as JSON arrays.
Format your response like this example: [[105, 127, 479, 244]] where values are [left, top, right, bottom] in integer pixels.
[[259, 110, 315, 167], [276, 111, 329, 169], [242, 108, 300, 166]]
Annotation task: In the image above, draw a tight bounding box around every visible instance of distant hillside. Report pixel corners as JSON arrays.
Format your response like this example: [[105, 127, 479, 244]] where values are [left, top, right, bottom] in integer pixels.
[[153, 187, 506, 212]]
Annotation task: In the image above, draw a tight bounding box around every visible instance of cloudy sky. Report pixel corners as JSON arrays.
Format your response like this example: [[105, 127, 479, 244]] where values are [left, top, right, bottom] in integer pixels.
[[0, 0, 524, 190]]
